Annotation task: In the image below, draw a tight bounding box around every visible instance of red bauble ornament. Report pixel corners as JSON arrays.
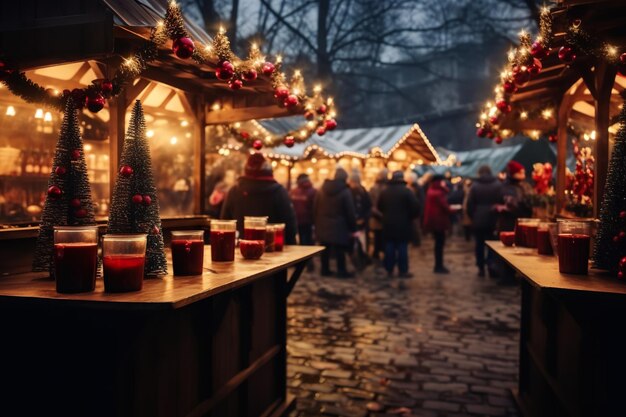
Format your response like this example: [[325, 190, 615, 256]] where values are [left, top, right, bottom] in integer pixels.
[[75, 208, 88, 218], [284, 136, 295, 147], [252, 140, 263, 150], [620, 210, 626, 219], [558, 46, 576, 63], [503, 80, 517, 94], [620, 231, 626, 239], [614, 235, 620, 243], [325, 118, 338, 130], [48, 185, 62, 199], [274, 86, 290, 99], [120, 165, 133, 177], [304, 111, 315, 120], [548, 134, 558, 143], [215, 67, 234, 81], [71, 149, 81, 160], [229, 79, 243, 90], [152, 225, 160, 235], [530, 42, 547, 59], [284, 94, 299, 107], [496, 100, 509, 111], [619, 271, 624, 279], [173, 37, 195, 59], [620, 53, 626, 65], [220, 61, 235, 72], [495, 136, 503, 144], [261, 62, 275, 76], [142, 195, 152, 206], [243, 69, 258, 81], [101, 79, 113, 97], [489, 115, 500, 125], [71, 89, 86, 108], [529, 58, 542, 76], [132, 194, 143, 204], [86, 93, 105, 113], [317, 127, 326, 136], [55, 166, 67, 176], [240, 131, 250, 140], [476, 127, 487, 138], [620, 256, 626, 267], [317, 105, 327, 114], [513, 69, 530, 86], [486, 131, 495, 139], [70, 198, 81, 208]]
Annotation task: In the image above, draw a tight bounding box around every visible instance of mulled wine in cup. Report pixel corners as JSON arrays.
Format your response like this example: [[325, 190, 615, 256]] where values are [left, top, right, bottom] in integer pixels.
[[103, 234, 147, 292], [499, 231, 516, 247], [243, 216, 267, 241], [271, 223, 286, 251], [210, 220, 236, 262], [557, 220, 591, 275], [171, 230, 205, 275], [54, 226, 99, 293], [537, 222, 555, 256], [240, 239, 264, 259]]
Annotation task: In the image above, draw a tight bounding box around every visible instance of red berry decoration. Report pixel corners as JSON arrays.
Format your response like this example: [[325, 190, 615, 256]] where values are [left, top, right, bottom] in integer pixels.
[[621, 256, 626, 267], [220, 61, 235, 72], [243, 69, 258, 81], [142, 195, 152, 206], [132, 194, 143, 204], [496, 99, 509, 111], [529, 58, 542, 76], [317, 127, 326, 136], [284, 136, 295, 147], [71, 89, 86, 108], [75, 208, 87, 218], [274, 86, 290, 99], [215, 67, 234, 81], [304, 111, 315, 120], [101, 79, 113, 97], [317, 104, 327, 114], [503, 80, 517, 94], [48, 185, 62, 199], [549, 134, 558, 143], [261, 62, 275, 76], [495, 136, 503, 144], [86, 93, 105, 113], [70, 198, 81, 208], [489, 115, 500, 125], [620, 231, 626, 239], [240, 131, 250, 140], [252, 140, 263, 150], [152, 225, 160, 235], [620, 211, 626, 219], [614, 235, 620, 243], [530, 41, 547, 59], [486, 131, 495, 139], [476, 127, 487, 138], [325, 118, 338, 131], [71, 149, 81, 160], [119, 165, 133, 177], [173, 37, 195, 59], [55, 166, 67, 176], [558, 46, 576, 63], [229, 79, 243, 90], [284, 94, 299, 107], [513, 69, 530, 86]]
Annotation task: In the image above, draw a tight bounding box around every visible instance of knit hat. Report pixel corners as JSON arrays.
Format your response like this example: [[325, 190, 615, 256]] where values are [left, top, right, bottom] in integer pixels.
[[244, 152, 273, 179], [297, 173, 310, 185], [391, 170, 405, 182], [507, 160, 524, 176], [335, 167, 348, 181]]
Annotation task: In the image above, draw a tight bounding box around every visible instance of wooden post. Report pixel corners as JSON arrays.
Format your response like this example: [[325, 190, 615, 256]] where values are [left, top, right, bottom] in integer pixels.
[[286, 162, 292, 191], [593, 61, 617, 217], [108, 94, 126, 200], [193, 96, 207, 214]]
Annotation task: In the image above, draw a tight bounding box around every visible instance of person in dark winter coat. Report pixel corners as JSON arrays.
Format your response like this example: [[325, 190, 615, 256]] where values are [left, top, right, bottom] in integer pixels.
[[314, 167, 357, 278], [349, 172, 372, 268], [423, 175, 452, 273], [221, 152, 297, 244], [405, 171, 424, 246], [378, 171, 420, 278], [467, 165, 503, 277], [368, 169, 388, 261], [289, 173, 317, 246], [497, 160, 533, 232]]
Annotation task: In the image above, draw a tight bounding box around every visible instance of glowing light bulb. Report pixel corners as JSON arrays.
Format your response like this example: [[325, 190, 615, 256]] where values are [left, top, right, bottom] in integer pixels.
[[170, 136, 178, 145], [146, 130, 154, 138], [35, 109, 44, 119], [6, 106, 16, 116], [44, 112, 52, 122]]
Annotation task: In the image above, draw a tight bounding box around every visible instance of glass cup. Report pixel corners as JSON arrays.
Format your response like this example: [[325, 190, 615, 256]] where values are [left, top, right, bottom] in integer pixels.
[[240, 239, 264, 260], [515, 218, 539, 248], [537, 222, 555, 256], [54, 226, 99, 293], [171, 230, 205, 275], [499, 231, 516, 247], [265, 226, 276, 252], [557, 220, 591, 275], [243, 216, 268, 241], [210, 220, 237, 262], [271, 223, 286, 251], [102, 234, 147, 292]]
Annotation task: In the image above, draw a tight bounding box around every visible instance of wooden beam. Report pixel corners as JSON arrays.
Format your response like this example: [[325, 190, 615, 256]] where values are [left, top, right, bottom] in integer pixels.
[[193, 96, 206, 214], [71, 62, 92, 84], [87, 61, 107, 79], [159, 89, 177, 109], [593, 61, 617, 217], [124, 78, 151, 104], [205, 106, 298, 124]]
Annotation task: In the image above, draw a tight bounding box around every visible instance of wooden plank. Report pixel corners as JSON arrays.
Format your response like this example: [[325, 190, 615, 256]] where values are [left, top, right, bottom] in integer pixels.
[[108, 93, 126, 200], [0, 246, 323, 309], [487, 242, 626, 295], [205, 105, 299, 124]]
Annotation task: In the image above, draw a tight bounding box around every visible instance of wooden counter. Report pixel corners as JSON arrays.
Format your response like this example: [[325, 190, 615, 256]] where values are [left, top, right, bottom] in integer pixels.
[[488, 242, 626, 417], [0, 245, 322, 417]]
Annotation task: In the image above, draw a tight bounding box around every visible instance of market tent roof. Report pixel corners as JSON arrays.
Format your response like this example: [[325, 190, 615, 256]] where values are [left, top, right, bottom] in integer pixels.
[[263, 122, 442, 164]]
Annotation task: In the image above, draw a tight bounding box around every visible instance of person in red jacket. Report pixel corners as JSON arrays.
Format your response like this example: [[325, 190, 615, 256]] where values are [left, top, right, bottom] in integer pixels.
[[423, 174, 452, 273], [289, 173, 317, 246]]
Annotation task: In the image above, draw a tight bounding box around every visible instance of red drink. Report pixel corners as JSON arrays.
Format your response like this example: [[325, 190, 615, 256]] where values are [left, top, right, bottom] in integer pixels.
[[210, 230, 236, 262], [54, 243, 98, 293], [525, 225, 539, 248], [558, 234, 590, 274], [500, 231, 515, 247], [514, 225, 526, 247], [103, 255, 145, 292], [265, 228, 276, 252], [274, 228, 284, 251], [537, 229, 553, 255], [240, 240, 264, 259], [171, 239, 204, 275], [244, 227, 266, 241]]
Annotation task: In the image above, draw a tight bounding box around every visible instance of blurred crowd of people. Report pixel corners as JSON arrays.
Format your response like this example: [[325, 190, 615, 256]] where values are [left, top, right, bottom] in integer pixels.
[[213, 152, 534, 282]]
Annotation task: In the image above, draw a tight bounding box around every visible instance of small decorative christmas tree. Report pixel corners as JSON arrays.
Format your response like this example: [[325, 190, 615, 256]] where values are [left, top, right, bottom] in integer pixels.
[[33, 98, 97, 274], [108, 100, 167, 276], [593, 91, 626, 277]]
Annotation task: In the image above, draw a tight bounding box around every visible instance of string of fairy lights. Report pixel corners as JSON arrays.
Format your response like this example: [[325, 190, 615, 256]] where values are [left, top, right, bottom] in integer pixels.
[[0, 1, 337, 149], [476, 6, 626, 144]]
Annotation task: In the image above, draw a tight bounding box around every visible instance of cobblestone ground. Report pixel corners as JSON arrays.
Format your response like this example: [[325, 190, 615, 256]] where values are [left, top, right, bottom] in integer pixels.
[[287, 235, 521, 417]]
